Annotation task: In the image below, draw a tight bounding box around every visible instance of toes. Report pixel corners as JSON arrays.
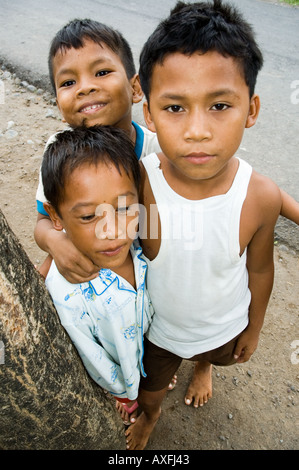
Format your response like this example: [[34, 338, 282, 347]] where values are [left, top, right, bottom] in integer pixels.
[[184, 396, 192, 406], [168, 374, 177, 391], [130, 411, 138, 424], [184, 392, 210, 407]]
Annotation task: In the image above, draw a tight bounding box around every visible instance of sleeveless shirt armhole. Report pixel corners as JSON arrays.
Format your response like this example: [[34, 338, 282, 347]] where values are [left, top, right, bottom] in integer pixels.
[[141, 153, 168, 267], [228, 158, 253, 263]]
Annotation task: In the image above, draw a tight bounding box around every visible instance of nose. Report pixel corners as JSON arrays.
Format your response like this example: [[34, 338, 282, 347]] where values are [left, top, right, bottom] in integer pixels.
[[95, 205, 126, 240], [76, 76, 98, 97], [95, 206, 116, 240], [184, 109, 212, 142]]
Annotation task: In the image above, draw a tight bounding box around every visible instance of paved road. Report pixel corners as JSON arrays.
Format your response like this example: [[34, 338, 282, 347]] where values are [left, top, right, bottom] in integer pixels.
[[0, 0, 298, 249]]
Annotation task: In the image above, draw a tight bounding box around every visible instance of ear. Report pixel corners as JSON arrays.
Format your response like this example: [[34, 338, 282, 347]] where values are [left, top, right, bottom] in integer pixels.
[[245, 94, 260, 129], [130, 74, 144, 104], [143, 101, 156, 133], [43, 202, 64, 231]]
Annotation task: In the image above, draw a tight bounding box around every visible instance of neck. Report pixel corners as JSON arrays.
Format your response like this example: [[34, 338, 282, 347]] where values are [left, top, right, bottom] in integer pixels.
[[112, 251, 136, 289], [160, 154, 239, 201], [129, 122, 136, 145]]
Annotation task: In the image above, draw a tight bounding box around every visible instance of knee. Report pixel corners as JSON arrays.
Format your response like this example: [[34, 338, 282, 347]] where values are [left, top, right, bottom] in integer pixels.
[[138, 387, 167, 413]]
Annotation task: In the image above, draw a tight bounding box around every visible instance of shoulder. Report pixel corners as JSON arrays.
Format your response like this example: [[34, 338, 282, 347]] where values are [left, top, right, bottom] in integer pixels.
[[249, 170, 281, 211], [137, 123, 161, 158], [44, 131, 59, 150], [245, 170, 282, 229], [239, 170, 281, 254], [45, 261, 85, 308], [139, 156, 158, 208], [44, 127, 71, 150]]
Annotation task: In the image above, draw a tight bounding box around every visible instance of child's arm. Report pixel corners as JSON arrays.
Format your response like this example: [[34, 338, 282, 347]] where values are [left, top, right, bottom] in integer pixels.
[[280, 189, 299, 225], [34, 213, 99, 283], [234, 178, 281, 363]]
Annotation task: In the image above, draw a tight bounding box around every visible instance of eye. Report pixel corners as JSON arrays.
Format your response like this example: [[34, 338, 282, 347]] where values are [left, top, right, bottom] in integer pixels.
[[165, 105, 184, 113], [117, 205, 139, 217], [61, 79, 75, 88], [117, 206, 129, 214], [211, 103, 230, 111], [81, 214, 95, 222], [96, 70, 111, 77]]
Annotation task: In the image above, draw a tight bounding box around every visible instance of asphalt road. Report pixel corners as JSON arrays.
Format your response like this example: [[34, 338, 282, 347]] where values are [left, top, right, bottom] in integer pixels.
[[0, 0, 298, 249]]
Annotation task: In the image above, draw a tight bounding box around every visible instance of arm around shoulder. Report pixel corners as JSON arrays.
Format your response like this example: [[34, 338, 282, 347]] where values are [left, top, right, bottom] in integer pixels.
[[34, 211, 99, 283]]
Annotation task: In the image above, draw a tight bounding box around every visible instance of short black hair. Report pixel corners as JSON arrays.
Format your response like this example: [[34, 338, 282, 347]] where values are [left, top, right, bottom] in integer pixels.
[[139, 0, 263, 101], [42, 125, 140, 215], [48, 18, 136, 94]]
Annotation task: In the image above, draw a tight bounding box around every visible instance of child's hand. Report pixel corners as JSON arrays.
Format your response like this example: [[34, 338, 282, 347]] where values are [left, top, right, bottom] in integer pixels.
[[50, 232, 100, 284], [233, 327, 260, 363]]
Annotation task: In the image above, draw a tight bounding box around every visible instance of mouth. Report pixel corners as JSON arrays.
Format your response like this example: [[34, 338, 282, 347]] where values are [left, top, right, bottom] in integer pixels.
[[98, 244, 125, 257], [184, 153, 214, 165], [79, 102, 106, 114]]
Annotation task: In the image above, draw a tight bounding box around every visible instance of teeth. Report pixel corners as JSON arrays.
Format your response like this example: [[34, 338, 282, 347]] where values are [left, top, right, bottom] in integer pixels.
[[81, 104, 103, 112]]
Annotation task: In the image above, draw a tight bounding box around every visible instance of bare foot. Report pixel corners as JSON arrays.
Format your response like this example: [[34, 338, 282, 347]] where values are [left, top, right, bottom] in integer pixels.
[[184, 361, 212, 407], [125, 409, 160, 450], [115, 400, 138, 425], [167, 374, 177, 391]]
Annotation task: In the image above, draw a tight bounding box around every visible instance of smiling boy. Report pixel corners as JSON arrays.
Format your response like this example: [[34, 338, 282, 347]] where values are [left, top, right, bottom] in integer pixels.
[[125, 0, 286, 449], [52, 37, 139, 134], [34, 19, 160, 283]]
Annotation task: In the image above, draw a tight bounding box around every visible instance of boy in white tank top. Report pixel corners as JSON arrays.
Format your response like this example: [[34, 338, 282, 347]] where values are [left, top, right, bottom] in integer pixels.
[[125, 0, 299, 450]]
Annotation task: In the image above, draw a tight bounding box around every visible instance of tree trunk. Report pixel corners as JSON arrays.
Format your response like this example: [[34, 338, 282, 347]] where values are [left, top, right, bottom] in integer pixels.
[[0, 208, 125, 450]]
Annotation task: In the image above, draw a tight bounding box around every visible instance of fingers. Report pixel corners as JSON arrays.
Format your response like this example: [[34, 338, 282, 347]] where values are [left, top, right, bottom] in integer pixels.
[[59, 262, 99, 284], [54, 251, 99, 284]]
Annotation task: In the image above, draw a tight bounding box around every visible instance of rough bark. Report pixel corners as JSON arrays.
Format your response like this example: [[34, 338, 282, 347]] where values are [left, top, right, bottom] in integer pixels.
[[0, 208, 125, 450]]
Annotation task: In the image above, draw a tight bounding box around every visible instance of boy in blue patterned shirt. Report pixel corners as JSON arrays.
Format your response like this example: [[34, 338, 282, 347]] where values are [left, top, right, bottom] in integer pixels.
[[42, 125, 154, 424]]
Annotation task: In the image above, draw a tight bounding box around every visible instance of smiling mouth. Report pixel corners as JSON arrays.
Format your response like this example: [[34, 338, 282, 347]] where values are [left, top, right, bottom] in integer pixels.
[[79, 103, 106, 113]]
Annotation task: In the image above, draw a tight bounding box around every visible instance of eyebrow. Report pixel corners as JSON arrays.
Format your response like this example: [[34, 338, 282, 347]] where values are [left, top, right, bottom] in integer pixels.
[[160, 89, 240, 101], [56, 57, 113, 80], [70, 191, 138, 213], [206, 89, 240, 99]]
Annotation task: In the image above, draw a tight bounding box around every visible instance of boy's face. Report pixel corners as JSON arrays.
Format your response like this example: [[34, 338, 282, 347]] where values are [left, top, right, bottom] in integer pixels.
[[46, 161, 139, 272], [144, 51, 260, 182], [52, 39, 142, 131]]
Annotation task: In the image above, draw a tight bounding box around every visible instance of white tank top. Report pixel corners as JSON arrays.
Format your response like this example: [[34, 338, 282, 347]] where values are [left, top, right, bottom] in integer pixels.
[[142, 154, 252, 358]]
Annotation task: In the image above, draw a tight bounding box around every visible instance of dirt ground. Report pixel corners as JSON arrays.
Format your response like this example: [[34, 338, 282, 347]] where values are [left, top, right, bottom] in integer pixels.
[[0, 68, 298, 451]]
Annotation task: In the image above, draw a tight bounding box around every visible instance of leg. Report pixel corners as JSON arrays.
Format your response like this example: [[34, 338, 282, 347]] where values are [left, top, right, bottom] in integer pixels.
[[125, 338, 182, 448], [125, 385, 168, 450], [184, 333, 242, 407], [184, 360, 212, 407]]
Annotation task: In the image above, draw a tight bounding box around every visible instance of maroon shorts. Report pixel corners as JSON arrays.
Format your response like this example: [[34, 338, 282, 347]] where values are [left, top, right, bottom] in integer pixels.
[[140, 332, 242, 392]]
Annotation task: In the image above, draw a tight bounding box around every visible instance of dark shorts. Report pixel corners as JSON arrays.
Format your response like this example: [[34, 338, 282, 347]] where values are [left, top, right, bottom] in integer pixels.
[[140, 332, 242, 392]]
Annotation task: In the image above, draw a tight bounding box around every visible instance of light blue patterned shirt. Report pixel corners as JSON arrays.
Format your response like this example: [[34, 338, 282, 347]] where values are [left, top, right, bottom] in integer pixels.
[[45, 242, 154, 400]]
